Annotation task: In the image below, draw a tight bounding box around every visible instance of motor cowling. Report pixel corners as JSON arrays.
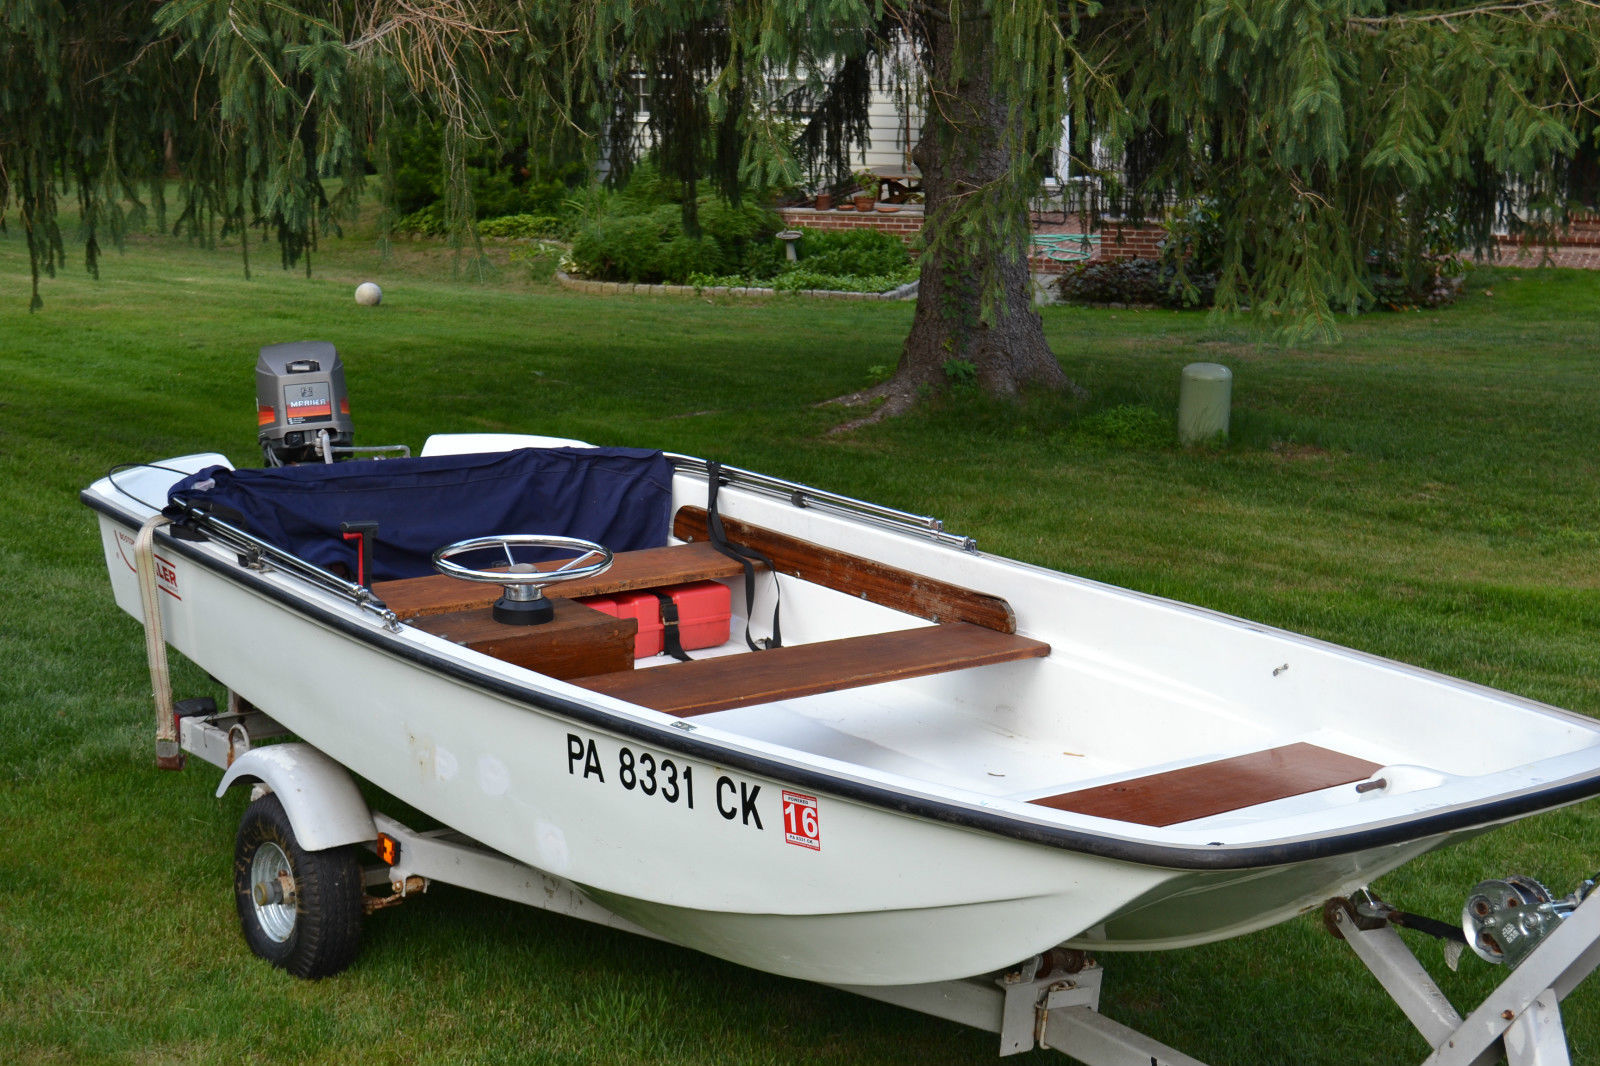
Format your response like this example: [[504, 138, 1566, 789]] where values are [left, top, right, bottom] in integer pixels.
[[256, 341, 355, 465]]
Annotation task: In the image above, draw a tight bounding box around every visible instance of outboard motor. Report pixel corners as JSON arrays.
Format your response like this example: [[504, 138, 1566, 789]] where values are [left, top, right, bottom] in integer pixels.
[[256, 341, 356, 466]]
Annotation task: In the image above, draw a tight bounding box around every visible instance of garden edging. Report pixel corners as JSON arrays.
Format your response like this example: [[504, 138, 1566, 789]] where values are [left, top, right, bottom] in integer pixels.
[[555, 271, 918, 301]]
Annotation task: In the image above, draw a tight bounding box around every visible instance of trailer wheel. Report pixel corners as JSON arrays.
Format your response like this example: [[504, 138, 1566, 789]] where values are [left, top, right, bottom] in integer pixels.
[[233, 792, 363, 978]]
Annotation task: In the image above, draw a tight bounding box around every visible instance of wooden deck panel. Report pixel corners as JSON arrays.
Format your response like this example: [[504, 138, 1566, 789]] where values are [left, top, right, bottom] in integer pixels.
[[375, 541, 747, 621], [408, 598, 637, 680], [574, 622, 1050, 717], [1029, 742, 1382, 827], [672, 506, 1016, 633]]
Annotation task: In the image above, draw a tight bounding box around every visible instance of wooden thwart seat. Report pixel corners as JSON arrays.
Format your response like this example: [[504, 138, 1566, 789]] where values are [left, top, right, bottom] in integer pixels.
[[374, 541, 748, 621], [672, 506, 1016, 633], [1030, 742, 1382, 827], [574, 621, 1050, 717]]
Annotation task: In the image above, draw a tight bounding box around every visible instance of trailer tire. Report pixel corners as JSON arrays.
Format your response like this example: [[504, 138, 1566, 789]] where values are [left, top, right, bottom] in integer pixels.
[[234, 792, 363, 978]]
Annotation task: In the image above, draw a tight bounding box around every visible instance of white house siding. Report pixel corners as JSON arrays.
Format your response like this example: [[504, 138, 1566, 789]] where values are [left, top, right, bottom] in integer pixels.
[[860, 90, 920, 173]]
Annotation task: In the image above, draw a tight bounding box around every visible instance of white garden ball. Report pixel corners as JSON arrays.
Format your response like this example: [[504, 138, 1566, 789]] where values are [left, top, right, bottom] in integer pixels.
[[354, 282, 383, 306]]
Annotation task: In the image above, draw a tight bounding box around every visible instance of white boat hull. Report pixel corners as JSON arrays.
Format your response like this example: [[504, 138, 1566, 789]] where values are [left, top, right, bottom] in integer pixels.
[[84, 452, 1600, 985]]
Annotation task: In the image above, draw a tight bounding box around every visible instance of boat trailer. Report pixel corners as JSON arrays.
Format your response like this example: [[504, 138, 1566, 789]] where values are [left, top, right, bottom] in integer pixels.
[[175, 700, 1600, 1066]]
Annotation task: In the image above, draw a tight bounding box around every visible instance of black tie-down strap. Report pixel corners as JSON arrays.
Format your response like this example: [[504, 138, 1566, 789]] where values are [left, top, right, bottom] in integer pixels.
[[705, 461, 781, 651], [649, 591, 693, 662]]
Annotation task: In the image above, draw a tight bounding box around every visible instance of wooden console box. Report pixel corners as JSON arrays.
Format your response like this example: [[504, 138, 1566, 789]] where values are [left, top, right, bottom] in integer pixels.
[[407, 597, 636, 680]]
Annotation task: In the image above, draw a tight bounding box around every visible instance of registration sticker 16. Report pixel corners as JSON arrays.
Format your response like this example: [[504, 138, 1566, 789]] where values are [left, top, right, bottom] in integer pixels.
[[782, 790, 820, 851]]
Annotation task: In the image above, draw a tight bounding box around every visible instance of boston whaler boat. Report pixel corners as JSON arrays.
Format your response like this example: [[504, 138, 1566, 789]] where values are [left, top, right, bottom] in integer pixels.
[[82, 343, 1600, 1063]]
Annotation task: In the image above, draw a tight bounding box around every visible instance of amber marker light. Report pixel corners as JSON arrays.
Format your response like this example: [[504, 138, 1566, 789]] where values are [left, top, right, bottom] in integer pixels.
[[375, 833, 401, 867]]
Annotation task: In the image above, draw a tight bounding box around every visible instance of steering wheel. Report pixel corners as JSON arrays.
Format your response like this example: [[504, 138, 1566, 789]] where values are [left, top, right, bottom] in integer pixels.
[[432, 534, 614, 625]]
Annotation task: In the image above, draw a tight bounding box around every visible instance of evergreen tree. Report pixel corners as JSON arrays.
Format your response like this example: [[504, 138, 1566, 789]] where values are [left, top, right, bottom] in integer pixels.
[[6, 1, 1600, 416]]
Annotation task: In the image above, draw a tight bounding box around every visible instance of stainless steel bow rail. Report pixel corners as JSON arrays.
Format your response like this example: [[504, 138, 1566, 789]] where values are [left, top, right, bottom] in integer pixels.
[[668, 454, 979, 553], [161, 504, 402, 631]]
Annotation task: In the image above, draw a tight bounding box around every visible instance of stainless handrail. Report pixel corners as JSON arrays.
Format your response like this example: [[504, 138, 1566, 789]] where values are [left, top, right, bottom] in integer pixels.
[[168, 502, 402, 631], [666, 454, 978, 553]]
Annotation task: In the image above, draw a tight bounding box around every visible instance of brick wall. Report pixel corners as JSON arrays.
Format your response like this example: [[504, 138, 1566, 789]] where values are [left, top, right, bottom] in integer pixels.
[[1496, 213, 1600, 251], [778, 207, 924, 246], [778, 207, 1174, 274], [1096, 222, 1167, 261], [1552, 214, 1600, 247]]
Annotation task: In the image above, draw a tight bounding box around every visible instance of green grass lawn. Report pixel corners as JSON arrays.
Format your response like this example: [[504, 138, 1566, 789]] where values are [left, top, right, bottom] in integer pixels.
[[5, 219, 1600, 1064]]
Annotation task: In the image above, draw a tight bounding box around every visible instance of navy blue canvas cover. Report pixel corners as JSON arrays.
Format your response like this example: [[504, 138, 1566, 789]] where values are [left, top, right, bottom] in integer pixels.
[[166, 447, 673, 582]]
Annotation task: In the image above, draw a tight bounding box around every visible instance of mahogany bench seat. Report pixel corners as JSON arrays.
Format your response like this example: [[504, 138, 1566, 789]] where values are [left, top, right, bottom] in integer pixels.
[[573, 621, 1050, 717], [1028, 742, 1382, 827]]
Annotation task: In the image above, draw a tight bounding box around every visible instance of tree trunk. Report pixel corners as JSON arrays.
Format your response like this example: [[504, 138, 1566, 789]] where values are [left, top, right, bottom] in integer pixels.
[[840, 3, 1072, 422]]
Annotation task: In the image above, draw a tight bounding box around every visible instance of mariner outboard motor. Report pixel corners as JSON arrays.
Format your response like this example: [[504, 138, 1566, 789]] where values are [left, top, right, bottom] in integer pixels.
[[256, 341, 356, 466], [255, 341, 408, 466]]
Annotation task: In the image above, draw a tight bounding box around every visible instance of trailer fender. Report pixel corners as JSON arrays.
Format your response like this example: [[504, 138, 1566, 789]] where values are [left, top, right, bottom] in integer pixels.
[[216, 743, 376, 851]]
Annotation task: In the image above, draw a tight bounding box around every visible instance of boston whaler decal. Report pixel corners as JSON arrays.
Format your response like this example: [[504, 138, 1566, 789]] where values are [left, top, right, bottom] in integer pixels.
[[565, 731, 801, 837], [115, 528, 180, 599]]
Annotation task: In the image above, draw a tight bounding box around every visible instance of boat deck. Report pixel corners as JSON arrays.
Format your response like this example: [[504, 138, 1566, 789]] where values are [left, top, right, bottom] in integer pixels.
[[377, 512, 1051, 713], [375, 514, 1389, 830]]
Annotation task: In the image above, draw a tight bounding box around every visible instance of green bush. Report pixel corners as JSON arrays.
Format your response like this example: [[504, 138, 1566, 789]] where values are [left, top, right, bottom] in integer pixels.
[[477, 214, 567, 240], [1362, 259, 1466, 310], [566, 168, 785, 284], [658, 234, 726, 280], [563, 166, 909, 289], [700, 198, 782, 245], [387, 118, 588, 221], [610, 161, 681, 211], [394, 203, 449, 237], [740, 240, 785, 280], [1056, 258, 1216, 308], [769, 270, 913, 293], [508, 242, 564, 282], [570, 211, 678, 282], [1057, 254, 1462, 312], [795, 227, 911, 276]]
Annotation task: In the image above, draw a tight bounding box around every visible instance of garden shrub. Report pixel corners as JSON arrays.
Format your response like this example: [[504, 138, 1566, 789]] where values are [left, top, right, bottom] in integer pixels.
[[562, 165, 912, 289], [394, 203, 449, 237], [699, 198, 782, 271], [1056, 255, 1461, 311], [1362, 260, 1465, 310], [509, 242, 565, 282], [567, 171, 786, 283], [388, 118, 587, 221], [1056, 258, 1216, 308], [795, 227, 911, 276], [740, 240, 785, 280], [610, 162, 681, 211], [570, 212, 678, 282], [477, 214, 567, 239], [658, 233, 726, 281], [769, 270, 914, 293]]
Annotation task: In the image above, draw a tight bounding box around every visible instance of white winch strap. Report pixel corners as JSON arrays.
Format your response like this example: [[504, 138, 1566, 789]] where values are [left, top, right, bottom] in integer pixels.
[[133, 513, 181, 768]]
